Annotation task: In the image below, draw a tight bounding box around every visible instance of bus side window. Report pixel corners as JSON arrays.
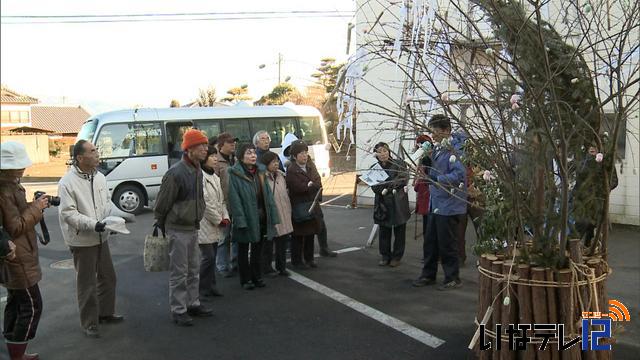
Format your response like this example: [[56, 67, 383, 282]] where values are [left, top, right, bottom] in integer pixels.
[[222, 119, 251, 144], [95, 123, 131, 158], [132, 123, 163, 156]]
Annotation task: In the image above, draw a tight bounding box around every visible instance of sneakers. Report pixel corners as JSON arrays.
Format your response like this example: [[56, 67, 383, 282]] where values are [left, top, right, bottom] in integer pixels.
[[84, 325, 100, 338], [412, 277, 437, 287], [172, 313, 194, 327], [378, 259, 390, 266], [437, 279, 462, 291], [187, 305, 213, 317], [388, 259, 401, 267]]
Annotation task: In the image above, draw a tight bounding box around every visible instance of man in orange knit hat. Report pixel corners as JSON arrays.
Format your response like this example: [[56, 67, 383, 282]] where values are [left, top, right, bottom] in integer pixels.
[[155, 129, 213, 326]]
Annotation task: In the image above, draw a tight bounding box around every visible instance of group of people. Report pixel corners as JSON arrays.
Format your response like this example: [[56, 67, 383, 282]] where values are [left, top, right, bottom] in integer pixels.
[[369, 114, 475, 291], [153, 129, 337, 327]]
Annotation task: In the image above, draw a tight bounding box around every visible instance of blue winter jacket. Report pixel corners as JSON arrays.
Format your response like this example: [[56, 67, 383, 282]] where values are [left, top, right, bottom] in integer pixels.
[[428, 133, 468, 216]]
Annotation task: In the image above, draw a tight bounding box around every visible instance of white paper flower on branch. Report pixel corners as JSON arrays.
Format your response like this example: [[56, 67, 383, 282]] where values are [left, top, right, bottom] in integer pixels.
[[440, 93, 450, 103], [511, 103, 520, 111], [485, 48, 495, 56], [510, 94, 520, 104], [449, 154, 457, 163], [595, 153, 604, 162], [483, 170, 493, 181]]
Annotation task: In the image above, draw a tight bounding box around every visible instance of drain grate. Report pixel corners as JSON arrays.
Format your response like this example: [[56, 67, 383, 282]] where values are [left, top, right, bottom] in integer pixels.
[[50, 259, 74, 270]]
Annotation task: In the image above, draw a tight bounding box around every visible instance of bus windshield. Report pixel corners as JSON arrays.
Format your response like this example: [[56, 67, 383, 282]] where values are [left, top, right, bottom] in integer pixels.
[[77, 119, 98, 141]]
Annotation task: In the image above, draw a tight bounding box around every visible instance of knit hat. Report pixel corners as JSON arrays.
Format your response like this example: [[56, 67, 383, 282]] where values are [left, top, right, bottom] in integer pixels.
[[0, 141, 32, 170], [182, 129, 208, 150], [260, 151, 280, 167], [236, 143, 256, 162], [289, 140, 308, 158]]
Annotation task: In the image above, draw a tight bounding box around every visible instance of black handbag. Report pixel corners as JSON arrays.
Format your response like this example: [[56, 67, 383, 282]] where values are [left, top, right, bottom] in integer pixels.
[[291, 201, 315, 223], [373, 200, 388, 222]]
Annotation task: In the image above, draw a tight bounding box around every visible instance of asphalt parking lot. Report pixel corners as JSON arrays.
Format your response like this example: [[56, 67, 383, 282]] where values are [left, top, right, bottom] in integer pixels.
[[1, 194, 638, 359]]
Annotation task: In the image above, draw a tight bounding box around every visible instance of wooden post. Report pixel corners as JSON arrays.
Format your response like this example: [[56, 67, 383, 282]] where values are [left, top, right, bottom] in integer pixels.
[[478, 255, 493, 360], [588, 258, 611, 360], [491, 260, 504, 360], [545, 268, 560, 360], [532, 267, 551, 360], [500, 261, 516, 360], [558, 269, 581, 360], [517, 264, 535, 360]]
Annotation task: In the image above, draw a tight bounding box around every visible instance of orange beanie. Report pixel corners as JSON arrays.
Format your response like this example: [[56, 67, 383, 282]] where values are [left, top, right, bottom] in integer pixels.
[[182, 129, 209, 150]]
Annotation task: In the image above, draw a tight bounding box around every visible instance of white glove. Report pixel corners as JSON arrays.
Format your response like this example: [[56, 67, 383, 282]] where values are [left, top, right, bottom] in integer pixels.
[[404, 186, 408, 193], [307, 181, 314, 187], [381, 188, 388, 195], [392, 189, 397, 195]]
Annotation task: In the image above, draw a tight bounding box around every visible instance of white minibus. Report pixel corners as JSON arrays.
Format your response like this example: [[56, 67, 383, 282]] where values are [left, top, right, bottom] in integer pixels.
[[76, 103, 330, 214]]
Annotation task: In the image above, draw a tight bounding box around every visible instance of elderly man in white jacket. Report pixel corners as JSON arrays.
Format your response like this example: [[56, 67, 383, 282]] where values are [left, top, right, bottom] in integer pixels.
[[58, 140, 133, 338]]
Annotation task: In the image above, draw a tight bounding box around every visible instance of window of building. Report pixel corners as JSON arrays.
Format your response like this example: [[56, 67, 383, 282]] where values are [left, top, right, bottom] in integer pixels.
[[0, 110, 29, 123]]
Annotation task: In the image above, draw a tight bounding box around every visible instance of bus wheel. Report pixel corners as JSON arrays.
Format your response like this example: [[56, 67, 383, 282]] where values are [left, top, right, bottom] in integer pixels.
[[114, 185, 145, 214]]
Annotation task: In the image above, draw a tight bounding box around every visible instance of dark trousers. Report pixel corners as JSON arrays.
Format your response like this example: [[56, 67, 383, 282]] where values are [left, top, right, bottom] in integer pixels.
[[3, 284, 43, 342], [198, 243, 218, 295], [422, 214, 460, 283], [70, 242, 117, 329], [317, 219, 330, 251], [263, 235, 289, 272], [238, 241, 263, 285], [456, 205, 484, 262], [378, 224, 406, 261], [291, 235, 314, 265]]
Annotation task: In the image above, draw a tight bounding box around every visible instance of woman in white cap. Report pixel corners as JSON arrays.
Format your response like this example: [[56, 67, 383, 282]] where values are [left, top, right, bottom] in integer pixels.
[[0, 141, 50, 360]]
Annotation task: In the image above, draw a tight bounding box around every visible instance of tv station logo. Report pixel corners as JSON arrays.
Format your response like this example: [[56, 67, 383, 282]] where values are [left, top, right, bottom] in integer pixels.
[[479, 299, 630, 351]]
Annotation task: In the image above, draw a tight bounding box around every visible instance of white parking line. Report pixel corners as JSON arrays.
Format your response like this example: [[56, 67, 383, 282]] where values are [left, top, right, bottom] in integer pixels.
[[288, 271, 445, 348], [334, 246, 362, 254], [320, 193, 350, 206]]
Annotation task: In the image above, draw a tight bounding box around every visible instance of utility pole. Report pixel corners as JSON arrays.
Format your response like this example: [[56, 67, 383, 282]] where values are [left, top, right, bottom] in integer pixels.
[[277, 52, 283, 84]]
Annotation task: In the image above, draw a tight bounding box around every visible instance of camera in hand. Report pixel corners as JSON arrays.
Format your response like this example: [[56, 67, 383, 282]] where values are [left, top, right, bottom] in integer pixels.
[[34, 191, 60, 207]]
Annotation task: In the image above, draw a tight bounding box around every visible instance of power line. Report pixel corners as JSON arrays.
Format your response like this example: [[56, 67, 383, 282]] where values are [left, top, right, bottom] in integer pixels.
[[2, 15, 353, 25], [2, 10, 354, 19]]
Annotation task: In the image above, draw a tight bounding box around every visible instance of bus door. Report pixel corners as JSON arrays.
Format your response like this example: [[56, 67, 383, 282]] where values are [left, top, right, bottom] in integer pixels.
[[166, 121, 193, 166]]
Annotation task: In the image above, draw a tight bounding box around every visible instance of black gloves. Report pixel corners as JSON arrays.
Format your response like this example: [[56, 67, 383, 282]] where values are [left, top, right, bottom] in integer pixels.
[[95, 222, 106, 233]]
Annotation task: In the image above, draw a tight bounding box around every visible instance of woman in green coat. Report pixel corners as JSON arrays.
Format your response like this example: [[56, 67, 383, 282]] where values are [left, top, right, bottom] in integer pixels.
[[228, 144, 280, 290]]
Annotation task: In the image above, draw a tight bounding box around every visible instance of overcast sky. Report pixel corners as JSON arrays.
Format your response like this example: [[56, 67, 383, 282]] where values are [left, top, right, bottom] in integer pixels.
[[1, 0, 354, 114]]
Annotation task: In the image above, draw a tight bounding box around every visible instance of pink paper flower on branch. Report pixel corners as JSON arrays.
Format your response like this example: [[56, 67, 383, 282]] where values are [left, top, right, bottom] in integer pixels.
[[595, 153, 604, 162]]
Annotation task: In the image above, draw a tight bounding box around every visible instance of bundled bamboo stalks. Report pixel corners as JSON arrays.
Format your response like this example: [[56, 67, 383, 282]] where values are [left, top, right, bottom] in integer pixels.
[[475, 241, 610, 360]]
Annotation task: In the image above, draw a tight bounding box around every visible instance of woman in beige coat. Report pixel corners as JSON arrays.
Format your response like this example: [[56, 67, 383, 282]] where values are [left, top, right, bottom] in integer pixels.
[[261, 151, 293, 276], [198, 146, 230, 297]]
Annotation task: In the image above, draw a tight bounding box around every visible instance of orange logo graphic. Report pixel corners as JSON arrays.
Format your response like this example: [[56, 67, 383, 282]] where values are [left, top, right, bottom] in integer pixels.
[[603, 300, 630, 322]]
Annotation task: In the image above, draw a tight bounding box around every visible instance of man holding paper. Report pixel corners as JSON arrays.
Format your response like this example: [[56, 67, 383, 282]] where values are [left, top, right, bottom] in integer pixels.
[[58, 140, 133, 338]]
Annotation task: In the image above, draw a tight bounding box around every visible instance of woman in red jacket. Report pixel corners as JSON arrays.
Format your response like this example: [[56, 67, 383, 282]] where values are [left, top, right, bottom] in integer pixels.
[[413, 135, 432, 263]]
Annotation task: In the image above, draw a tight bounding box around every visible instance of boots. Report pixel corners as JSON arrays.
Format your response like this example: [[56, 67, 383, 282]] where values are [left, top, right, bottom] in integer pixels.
[[6, 342, 39, 360]]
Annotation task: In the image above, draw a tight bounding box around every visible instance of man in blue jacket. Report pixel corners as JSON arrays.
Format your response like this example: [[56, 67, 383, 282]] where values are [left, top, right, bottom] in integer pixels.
[[413, 114, 467, 290]]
